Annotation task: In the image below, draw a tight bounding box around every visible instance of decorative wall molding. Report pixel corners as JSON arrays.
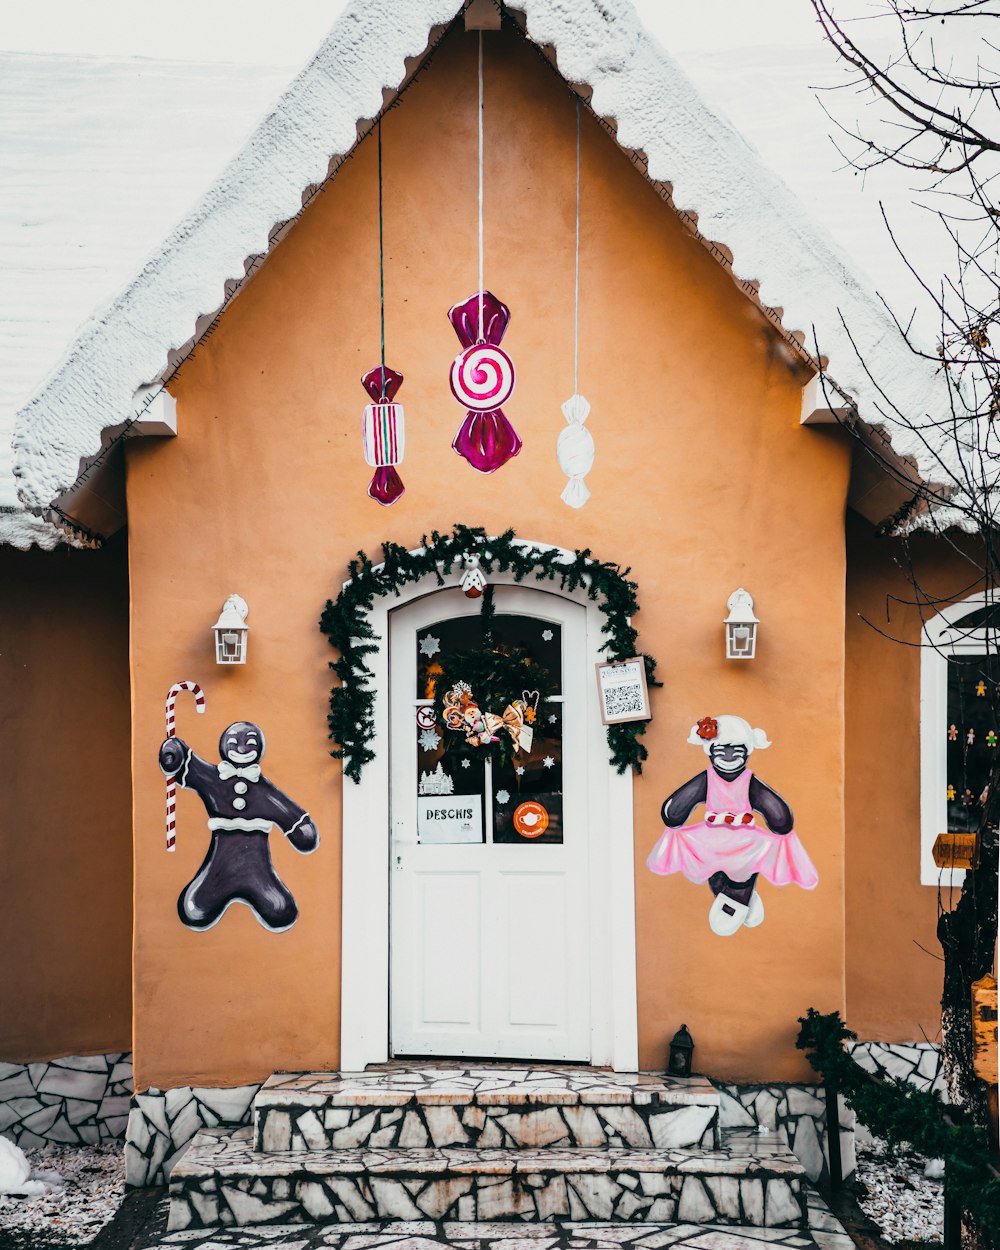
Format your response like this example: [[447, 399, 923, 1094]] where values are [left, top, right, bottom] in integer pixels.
[[0, 1052, 132, 1148]]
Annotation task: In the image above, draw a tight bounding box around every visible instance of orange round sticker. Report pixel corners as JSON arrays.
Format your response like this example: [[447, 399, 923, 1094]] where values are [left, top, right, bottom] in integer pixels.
[[513, 801, 549, 839]]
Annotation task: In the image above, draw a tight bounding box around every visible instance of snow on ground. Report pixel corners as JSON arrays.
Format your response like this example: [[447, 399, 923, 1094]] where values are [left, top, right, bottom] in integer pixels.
[[0, 1141, 123, 1245]]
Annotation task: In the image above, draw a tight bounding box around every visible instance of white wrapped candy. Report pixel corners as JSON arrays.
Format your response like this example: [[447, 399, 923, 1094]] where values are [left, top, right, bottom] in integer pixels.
[[557, 393, 595, 508]]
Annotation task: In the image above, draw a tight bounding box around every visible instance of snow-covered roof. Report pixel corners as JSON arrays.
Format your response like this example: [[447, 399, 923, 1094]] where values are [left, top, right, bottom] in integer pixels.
[[10, 0, 949, 539], [0, 51, 291, 547]]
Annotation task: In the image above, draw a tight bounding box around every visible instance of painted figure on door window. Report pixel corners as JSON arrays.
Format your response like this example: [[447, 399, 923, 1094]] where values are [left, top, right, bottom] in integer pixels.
[[646, 715, 818, 936], [159, 721, 319, 932]]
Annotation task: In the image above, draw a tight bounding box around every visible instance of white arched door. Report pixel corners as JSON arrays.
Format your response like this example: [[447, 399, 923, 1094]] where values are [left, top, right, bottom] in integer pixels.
[[389, 586, 591, 1060]]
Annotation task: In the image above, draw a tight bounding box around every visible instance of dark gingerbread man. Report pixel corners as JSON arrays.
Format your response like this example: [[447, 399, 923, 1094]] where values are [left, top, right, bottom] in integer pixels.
[[158, 721, 319, 932]]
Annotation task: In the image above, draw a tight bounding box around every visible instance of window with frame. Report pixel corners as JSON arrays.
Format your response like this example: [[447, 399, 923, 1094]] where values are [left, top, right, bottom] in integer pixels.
[[920, 594, 1000, 885]]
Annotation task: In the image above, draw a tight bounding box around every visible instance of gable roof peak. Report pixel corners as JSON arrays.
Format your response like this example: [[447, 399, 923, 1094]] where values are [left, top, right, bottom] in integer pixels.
[[12, 0, 949, 535]]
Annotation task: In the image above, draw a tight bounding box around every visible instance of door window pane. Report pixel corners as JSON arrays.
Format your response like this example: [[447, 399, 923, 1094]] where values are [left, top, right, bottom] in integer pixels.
[[491, 617, 562, 694], [414, 612, 564, 845], [946, 654, 1000, 833], [492, 709, 563, 844]]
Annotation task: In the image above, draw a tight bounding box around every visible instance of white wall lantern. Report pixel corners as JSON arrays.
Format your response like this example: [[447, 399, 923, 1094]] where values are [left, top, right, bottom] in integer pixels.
[[725, 588, 758, 660], [213, 594, 249, 665]]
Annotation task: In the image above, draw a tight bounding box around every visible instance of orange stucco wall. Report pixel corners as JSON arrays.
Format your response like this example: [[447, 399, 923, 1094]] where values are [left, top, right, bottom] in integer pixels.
[[0, 535, 132, 1060], [125, 24, 852, 1091], [844, 513, 978, 1042]]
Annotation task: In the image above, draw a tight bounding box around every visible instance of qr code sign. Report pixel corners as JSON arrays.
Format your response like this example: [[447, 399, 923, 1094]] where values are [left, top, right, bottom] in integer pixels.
[[604, 684, 646, 719], [599, 660, 649, 722]]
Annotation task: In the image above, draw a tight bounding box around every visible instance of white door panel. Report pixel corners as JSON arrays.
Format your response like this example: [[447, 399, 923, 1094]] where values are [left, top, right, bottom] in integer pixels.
[[390, 587, 591, 1060], [501, 872, 567, 1027], [415, 869, 481, 1029]]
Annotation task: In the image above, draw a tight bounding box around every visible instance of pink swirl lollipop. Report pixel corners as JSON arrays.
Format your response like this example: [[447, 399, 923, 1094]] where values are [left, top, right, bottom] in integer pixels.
[[450, 343, 516, 411], [448, 290, 522, 474]]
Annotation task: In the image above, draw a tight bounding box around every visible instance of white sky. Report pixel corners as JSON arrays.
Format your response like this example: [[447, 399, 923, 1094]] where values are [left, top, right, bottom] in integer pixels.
[[0, 0, 836, 62]]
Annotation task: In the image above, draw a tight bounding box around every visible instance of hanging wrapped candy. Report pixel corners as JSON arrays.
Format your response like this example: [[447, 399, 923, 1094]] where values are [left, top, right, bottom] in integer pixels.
[[448, 290, 521, 473], [361, 365, 405, 506], [558, 394, 594, 508], [447, 37, 520, 474]]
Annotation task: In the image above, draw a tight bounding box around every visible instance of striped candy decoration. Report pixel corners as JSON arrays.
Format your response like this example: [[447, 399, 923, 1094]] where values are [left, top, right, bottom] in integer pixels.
[[165, 680, 206, 852], [362, 402, 405, 468], [361, 365, 406, 506]]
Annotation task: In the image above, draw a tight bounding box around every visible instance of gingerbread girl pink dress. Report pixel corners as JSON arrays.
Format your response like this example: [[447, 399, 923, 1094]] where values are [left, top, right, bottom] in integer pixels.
[[647, 714, 818, 935]]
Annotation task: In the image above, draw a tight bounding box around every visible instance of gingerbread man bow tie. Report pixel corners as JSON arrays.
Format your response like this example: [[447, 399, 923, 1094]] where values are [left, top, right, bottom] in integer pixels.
[[217, 762, 261, 783]]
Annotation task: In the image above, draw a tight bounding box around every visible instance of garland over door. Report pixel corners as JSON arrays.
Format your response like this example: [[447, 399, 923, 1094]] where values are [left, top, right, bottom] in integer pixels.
[[389, 586, 591, 1060]]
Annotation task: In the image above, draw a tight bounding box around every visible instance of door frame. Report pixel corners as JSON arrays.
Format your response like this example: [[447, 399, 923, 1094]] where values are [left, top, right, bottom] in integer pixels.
[[340, 540, 639, 1072], [389, 585, 592, 1061]]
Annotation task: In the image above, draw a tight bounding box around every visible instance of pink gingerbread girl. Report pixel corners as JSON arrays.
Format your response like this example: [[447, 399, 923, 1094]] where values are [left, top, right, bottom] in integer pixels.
[[647, 714, 818, 936]]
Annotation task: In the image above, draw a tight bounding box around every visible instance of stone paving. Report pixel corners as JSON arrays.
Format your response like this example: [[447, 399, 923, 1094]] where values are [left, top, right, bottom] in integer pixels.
[[144, 1189, 854, 1250], [168, 1127, 808, 1232], [259, 1068, 721, 1107], [255, 1068, 720, 1155]]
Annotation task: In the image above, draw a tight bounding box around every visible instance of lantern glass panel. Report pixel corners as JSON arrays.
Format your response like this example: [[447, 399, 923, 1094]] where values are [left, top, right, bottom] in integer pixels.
[[216, 628, 247, 664], [727, 622, 756, 660]]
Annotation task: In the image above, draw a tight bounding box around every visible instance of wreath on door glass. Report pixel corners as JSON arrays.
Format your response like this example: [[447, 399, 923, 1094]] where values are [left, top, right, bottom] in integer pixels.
[[428, 589, 555, 767], [320, 524, 658, 783]]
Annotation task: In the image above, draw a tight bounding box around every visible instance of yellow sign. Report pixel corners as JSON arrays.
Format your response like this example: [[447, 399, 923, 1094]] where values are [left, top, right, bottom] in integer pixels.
[[932, 832, 979, 871]]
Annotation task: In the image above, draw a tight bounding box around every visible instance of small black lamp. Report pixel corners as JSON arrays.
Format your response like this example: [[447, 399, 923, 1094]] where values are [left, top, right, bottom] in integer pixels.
[[668, 1024, 695, 1077]]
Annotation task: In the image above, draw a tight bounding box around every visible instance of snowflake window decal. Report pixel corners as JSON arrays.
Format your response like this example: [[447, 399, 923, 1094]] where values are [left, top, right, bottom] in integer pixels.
[[419, 634, 441, 658], [418, 727, 442, 753], [496, 789, 511, 804]]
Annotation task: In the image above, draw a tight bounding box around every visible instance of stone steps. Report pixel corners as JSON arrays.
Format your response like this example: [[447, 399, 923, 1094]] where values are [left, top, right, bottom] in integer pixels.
[[167, 1125, 809, 1232], [253, 1065, 721, 1153]]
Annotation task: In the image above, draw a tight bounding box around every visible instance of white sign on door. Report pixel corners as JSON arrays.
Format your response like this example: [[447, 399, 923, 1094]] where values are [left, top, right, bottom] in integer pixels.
[[417, 795, 484, 844]]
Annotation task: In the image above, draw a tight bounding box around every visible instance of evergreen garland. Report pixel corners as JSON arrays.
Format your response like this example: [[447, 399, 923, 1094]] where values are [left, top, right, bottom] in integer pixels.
[[797, 1008, 1000, 1230], [319, 523, 659, 783]]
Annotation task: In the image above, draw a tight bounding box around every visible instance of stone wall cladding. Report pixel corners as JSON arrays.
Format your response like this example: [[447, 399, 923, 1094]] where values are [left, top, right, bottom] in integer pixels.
[[126, 1083, 261, 1186], [848, 1041, 944, 1094], [0, 1052, 132, 1148], [718, 1083, 856, 1187]]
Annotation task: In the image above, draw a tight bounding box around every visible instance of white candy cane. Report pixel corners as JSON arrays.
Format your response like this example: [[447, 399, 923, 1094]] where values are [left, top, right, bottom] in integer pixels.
[[165, 681, 206, 852]]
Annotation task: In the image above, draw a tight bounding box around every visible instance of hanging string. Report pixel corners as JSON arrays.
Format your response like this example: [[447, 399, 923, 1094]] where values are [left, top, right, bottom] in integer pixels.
[[574, 97, 580, 397], [378, 118, 386, 398], [478, 30, 485, 343]]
